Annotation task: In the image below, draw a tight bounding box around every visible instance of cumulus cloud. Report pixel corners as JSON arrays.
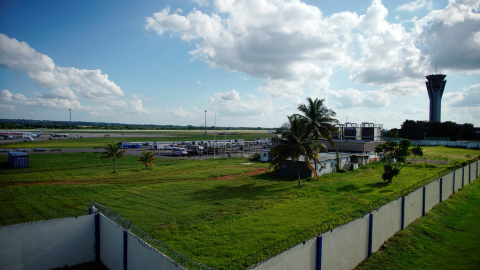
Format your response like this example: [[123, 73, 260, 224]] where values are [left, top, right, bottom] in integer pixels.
[[397, 0, 433, 12], [0, 34, 152, 117], [329, 88, 390, 108], [208, 90, 274, 117], [0, 33, 124, 101], [445, 84, 480, 107], [144, 0, 480, 114], [416, 0, 480, 71]]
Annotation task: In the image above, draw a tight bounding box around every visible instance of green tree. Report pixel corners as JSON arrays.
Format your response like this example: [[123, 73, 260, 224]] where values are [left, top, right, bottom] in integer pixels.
[[297, 97, 339, 145], [270, 115, 327, 187], [101, 143, 126, 172], [375, 139, 423, 183], [139, 151, 157, 169]]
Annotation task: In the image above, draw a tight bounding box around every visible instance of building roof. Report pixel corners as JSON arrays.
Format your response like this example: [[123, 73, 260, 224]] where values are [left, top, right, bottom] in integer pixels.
[[8, 152, 28, 157]]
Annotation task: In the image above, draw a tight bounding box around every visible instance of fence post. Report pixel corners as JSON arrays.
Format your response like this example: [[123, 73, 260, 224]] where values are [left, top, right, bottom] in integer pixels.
[[422, 186, 426, 217], [440, 178, 443, 202], [95, 213, 100, 262], [401, 196, 405, 230], [317, 236, 322, 270], [124, 231, 128, 270], [368, 214, 373, 258], [469, 164, 471, 183], [452, 171, 455, 194]]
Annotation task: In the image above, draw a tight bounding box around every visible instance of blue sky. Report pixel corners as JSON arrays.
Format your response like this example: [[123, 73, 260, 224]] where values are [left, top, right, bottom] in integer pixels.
[[1, 0, 479, 129]]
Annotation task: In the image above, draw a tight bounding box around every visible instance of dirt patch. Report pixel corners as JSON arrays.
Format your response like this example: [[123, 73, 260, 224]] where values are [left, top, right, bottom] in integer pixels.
[[409, 159, 448, 164], [213, 168, 267, 180]]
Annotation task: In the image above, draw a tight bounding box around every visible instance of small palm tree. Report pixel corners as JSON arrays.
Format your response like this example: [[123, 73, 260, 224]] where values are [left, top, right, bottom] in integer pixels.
[[270, 115, 327, 186], [101, 143, 126, 173], [139, 151, 157, 169], [297, 97, 339, 146]]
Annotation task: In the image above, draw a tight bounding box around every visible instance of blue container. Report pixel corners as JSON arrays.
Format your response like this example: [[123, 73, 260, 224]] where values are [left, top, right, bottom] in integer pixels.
[[8, 152, 29, 168]]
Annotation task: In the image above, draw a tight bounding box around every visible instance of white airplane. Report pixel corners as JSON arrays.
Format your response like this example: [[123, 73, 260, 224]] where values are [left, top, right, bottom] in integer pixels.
[[0, 128, 43, 139]]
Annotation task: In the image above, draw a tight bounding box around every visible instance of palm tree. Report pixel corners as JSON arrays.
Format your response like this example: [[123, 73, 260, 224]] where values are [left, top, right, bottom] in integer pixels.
[[270, 115, 327, 187], [101, 143, 126, 172], [297, 97, 339, 146], [139, 151, 157, 169]]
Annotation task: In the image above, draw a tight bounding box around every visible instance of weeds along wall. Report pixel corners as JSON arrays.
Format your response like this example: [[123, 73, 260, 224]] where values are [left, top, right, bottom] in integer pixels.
[[249, 160, 479, 270]]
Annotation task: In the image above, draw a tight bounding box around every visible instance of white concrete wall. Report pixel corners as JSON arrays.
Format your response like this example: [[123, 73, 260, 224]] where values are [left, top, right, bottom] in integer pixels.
[[100, 214, 124, 270], [424, 179, 440, 212], [320, 214, 370, 270], [251, 237, 317, 270], [470, 163, 476, 182], [403, 187, 423, 227], [441, 172, 454, 200], [0, 215, 95, 270], [454, 168, 463, 191], [126, 233, 184, 270], [371, 198, 402, 252]]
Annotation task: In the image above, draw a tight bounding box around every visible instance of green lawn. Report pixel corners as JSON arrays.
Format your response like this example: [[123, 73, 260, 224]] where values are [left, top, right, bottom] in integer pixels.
[[0, 146, 478, 268], [355, 176, 480, 270]]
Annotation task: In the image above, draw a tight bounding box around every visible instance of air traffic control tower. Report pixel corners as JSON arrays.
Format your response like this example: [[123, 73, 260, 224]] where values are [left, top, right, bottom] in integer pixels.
[[426, 74, 446, 122]]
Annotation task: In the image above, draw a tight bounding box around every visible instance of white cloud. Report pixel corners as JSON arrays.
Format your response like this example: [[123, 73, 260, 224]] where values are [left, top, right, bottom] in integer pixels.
[[403, 105, 427, 114], [445, 84, 480, 107], [329, 88, 390, 108], [0, 34, 153, 118], [416, 0, 480, 71], [397, 0, 433, 12], [0, 33, 124, 101], [208, 89, 274, 117]]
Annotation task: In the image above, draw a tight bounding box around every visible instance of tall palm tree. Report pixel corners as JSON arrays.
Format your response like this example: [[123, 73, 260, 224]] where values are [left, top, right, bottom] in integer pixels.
[[139, 151, 157, 169], [270, 115, 327, 187], [101, 143, 126, 173], [297, 97, 339, 146]]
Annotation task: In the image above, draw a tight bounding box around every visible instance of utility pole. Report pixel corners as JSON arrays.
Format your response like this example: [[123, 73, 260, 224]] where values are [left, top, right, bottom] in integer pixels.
[[214, 112, 216, 159]]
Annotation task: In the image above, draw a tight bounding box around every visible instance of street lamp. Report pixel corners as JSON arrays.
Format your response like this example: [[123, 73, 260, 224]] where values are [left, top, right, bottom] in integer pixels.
[[204, 110, 207, 137], [69, 109, 71, 139]]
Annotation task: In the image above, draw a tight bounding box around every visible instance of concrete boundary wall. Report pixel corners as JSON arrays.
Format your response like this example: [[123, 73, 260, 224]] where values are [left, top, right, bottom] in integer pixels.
[[442, 172, 454, 200], [253, 161, 478, 270], [0, 215, 95, 270], [320, 214, 370, 270], [424, 179, 440, 212], [371, 198, 402, 252], [454, 168, 463, 191], [100, 214, 124, 270], [252, 237, 317, 270], [403, 187, 423, 227], [126, 232, 183, 270]]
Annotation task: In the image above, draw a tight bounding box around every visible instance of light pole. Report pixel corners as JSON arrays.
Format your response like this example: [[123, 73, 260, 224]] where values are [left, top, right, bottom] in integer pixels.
[[214, 112, 216, 159], [204, 110, 207, 137], [69, 109, 71, 139]]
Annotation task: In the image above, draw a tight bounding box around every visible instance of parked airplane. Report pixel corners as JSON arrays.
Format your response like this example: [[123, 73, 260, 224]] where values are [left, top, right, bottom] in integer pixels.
[[0, 128, 43, 139]]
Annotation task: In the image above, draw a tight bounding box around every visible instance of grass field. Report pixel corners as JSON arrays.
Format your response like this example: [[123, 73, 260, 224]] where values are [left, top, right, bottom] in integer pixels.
[[355, 176, 480, 270], [0, 146, 479, 268], [0, 130, 274, 149]]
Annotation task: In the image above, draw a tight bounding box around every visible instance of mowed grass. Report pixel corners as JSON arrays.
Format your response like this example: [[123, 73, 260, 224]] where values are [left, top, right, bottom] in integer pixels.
[[0, 146, 478, 268], [355, 176, 480, 270], [0, 130, 274, 149]]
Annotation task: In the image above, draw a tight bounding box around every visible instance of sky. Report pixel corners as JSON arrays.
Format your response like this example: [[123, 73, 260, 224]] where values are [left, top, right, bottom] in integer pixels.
[[0, 0, 479, 129]]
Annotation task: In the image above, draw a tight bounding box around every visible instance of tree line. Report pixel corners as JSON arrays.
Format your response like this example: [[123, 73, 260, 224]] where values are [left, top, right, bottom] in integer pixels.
[[0, 119, 273, 131], [386, 120, 479, 141]]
